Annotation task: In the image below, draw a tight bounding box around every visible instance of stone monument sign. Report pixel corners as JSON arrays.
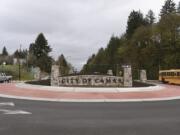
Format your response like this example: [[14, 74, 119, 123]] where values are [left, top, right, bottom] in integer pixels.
[[51, 65, 133, 87]]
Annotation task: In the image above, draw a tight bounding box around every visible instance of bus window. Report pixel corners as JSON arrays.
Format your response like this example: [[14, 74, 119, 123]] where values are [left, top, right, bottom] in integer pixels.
[[178, 72, 180, 76], [174, 72, 177, 76], [163, 72, 166, 76]]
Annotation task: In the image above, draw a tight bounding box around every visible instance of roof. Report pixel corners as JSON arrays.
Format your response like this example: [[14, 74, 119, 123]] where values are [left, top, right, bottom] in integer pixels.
[[159, 69, 180, 72]]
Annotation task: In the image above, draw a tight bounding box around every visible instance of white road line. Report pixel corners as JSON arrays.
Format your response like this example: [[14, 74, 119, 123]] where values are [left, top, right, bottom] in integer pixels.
[[0, 102, 15, 107], [0, 109, 31, 115]]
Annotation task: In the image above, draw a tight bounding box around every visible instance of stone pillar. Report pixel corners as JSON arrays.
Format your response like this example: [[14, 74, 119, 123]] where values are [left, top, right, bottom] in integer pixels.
[[34, 67, 41, 80], [123, 66, 132, 87], [107, 70, 113, 76], [140, 70, 147, 82], [51, 65, 60, 86]]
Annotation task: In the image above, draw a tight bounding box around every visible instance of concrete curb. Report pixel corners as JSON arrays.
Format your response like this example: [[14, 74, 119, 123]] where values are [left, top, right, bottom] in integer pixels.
[[0, 93, 180, 103], [15, 83, 165, 93]]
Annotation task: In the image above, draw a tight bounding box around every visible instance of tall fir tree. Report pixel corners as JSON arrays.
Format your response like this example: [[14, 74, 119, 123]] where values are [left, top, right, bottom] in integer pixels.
[[30, 33, 51, 58], [29, 33, 52, 72], [126, 10, 146, 38], [177, 1, 180, 13], [56, 54, 70, 75], [145, 10, 156, 25], [57, 54, 68, 67], [2, 46, 8, 56], [160, 0, 176, 17]]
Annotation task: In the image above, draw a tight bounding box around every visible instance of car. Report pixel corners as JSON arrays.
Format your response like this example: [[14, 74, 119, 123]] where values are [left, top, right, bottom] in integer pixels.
[[0, 73, 12, 83]]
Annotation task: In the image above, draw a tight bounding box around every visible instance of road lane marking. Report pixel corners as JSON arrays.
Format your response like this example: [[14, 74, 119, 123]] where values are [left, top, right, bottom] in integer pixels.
[[0, 109, 31, 115], [0, 102, 31, 115], [0, 102, 15, 107]]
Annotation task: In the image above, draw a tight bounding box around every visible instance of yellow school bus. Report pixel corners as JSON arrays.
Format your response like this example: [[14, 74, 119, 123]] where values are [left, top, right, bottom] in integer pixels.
[[159, 69, 180, 85]]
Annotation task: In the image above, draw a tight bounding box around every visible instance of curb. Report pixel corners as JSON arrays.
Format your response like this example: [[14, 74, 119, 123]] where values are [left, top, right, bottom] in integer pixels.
[[0, 93, 180, 103], [15, 83, 165, 93]]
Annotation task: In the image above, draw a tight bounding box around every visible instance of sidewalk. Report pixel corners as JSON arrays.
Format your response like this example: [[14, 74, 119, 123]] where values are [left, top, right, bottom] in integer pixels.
[[0, 83, 180, 102]]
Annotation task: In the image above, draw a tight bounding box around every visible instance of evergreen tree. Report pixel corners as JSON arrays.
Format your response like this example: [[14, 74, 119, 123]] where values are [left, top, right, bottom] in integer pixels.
[[145, 10, 156, 25], [57, 54, 68, 67], [177, 2, 180, 13], [106, 36, 121, 65], [158, 13, 180, 69], [2, 46, 8, 56], [82, 2, 180, 78], [56, 54, 70, 75], [28, 33, 52, 72], [86, 54, 95, 65], [160, 0, 176, 17], [13, 50, 20, 58], [126, 10, 147, 38], [13, 49, 27, 59], [30, 33, 51, 58]]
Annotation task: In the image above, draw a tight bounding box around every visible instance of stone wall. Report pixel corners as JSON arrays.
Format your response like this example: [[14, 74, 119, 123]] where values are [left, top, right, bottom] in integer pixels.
[[58, 75, 123, 87], [51, 65, 133, 87]]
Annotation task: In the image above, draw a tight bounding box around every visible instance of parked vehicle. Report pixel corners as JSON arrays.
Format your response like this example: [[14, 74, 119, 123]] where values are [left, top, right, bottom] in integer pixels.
[[159, 69, 180, 85], [0, 73, 12, 83]]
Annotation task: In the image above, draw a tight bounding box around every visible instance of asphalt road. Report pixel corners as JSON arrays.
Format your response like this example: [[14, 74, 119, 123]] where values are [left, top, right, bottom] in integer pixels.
[[0, 97, 180, 135]]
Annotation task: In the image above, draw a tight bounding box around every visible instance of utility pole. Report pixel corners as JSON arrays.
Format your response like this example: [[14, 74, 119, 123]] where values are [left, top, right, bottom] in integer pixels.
[[18, 44, 22, 81], [116, 64, 119, 76]]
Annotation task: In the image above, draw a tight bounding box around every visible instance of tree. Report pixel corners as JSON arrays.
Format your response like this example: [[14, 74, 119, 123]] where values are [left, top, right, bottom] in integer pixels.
[[13, 50, 20, 58], [86, 54, 95, 65], [126, 10, 147, 38], [160, 0, 176, 17], [30, 33, 51, 58], [81, 2, 180, 79], [28, 33, 52, 73], [13, 49, 27, 59], [81, 36, 123, 75], [2, 46, 8, 56], [56, 54, 70, 75], [158, 13, 180, 68], [145, 10, 156, 25], [177, 2, 180, 13]]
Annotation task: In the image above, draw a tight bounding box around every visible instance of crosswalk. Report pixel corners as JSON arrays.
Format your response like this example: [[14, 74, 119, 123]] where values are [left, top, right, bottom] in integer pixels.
[[0, 102, 31, 115]]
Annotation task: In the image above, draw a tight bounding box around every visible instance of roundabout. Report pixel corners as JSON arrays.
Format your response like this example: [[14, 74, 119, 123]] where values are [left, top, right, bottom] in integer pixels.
[[0, 82, 179, 102], [0, 82, 180, 135]]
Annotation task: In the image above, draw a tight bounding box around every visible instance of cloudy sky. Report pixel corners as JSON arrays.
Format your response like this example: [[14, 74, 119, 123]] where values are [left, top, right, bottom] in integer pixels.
[[0, 0, 179, 69]]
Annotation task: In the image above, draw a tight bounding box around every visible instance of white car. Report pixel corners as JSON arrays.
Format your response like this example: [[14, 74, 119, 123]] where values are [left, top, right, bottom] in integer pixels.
[[0, 73, 12, 83]]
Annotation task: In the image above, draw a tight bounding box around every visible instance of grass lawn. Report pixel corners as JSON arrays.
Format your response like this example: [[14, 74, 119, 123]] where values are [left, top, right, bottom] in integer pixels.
[[0, 65, 34, 80]]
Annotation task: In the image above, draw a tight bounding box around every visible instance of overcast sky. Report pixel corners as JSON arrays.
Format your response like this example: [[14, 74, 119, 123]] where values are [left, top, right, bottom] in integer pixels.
[[0, 0, 179, 69]]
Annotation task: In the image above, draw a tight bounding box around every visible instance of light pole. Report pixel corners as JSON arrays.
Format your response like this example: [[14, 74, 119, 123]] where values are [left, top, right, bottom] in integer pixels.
[[116, 64, 119, 76], [2, 62, 6, 73], [18, 45, 22, 81]]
